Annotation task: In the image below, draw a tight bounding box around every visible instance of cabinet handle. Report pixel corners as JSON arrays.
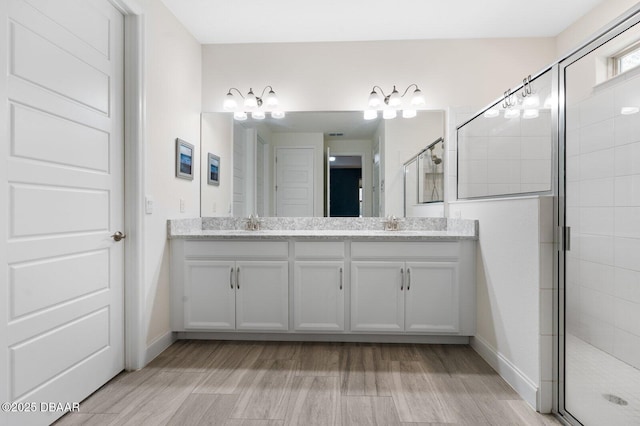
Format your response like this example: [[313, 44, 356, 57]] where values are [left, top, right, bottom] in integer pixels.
[[400, 268, 404, 290], [407, 268, 411, 291], [339, 267, 343, 290], [236, 267, 240, 289], [230, 267, 234, 289]]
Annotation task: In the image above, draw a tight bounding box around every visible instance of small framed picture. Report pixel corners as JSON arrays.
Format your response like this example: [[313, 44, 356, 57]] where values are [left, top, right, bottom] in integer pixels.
[[176, 138, 194, 180], [207, 153, 220, 186]]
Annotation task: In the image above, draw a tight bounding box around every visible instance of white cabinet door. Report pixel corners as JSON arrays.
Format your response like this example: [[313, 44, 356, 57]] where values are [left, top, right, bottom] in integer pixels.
[[294, 261, 345, 331], [405, 262, 459, 333], [184, 261, 236, 330], [236, 261, 289, 331], [351, 261, 405, 332]]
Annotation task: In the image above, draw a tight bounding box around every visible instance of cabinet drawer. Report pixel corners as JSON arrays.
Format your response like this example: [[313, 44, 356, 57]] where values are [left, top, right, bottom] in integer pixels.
[[351, 241, 459, 259], [294, 241, 345, 259], [184, 240, 288, 259]]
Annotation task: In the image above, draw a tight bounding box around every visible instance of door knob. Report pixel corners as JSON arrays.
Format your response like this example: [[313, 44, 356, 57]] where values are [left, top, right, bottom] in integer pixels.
[[111, 231, 126, 242]]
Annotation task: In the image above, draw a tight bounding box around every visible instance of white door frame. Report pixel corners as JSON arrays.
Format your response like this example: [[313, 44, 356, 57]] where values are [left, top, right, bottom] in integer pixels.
[[109, 0, 146, 370]]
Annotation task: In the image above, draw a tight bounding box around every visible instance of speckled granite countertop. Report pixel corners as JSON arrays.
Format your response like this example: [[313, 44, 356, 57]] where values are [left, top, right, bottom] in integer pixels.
[[167, 217, 478, 241]]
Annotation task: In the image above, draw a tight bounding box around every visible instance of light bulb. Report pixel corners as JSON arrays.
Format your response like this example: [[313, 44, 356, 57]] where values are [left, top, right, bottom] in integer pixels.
[[522, 109, 539, 119], [233, 111, 247, 121], [223, 92, 237, 111], [483, 109, 499, 118], [329, 156, 336, 162], [402, 109, 417, 118], [364, 109, 377, 120], [504, 108, 520, 119], [265, 89, 278, 107], [388, 86, 401, 107], [244, 89, 257, 109], [523, 93, 540, 108], [621, 106, 640, 115], [271, 110, 286, 119], [383, 109, 397, 119], [251, 110, 265, 120], [410, 88, 425, 106], [368, 90, 382, 108]]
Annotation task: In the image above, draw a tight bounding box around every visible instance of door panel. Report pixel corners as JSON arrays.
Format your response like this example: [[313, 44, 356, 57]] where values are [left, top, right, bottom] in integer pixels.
[[351, 261, 404, 332], [236, 261, 289, 330], [185, 261, 236, 330], [276, 147, 314, 216], [2, 0, 124, 424], [405, 262, 459, 332], [294, 261, 345, 331]]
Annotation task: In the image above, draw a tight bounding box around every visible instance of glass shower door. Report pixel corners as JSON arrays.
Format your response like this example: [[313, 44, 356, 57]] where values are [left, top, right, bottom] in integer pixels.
[[562, 16, 640, 425]]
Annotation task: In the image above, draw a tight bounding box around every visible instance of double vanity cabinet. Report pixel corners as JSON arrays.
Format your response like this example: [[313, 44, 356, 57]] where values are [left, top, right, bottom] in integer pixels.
[[169, 218, 478, 343]]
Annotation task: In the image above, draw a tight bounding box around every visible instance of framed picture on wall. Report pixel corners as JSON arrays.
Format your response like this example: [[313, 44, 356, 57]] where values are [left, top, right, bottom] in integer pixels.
[[207, 153, 220, 186], [176, 138, 194, 180]]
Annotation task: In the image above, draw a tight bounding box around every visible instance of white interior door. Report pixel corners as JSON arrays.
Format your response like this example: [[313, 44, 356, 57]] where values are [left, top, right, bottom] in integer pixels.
[[276, 147, 314, 216], [1, 0, 125, 424]]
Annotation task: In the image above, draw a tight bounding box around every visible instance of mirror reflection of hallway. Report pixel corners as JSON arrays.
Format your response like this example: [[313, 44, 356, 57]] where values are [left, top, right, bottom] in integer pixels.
[[329, 155, 363, 217]]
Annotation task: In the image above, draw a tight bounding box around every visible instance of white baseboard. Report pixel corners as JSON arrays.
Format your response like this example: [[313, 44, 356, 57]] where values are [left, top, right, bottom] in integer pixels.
[[177, 332, 470, 345], [471, 335, 539, 410], [144, 331, 176, 365]]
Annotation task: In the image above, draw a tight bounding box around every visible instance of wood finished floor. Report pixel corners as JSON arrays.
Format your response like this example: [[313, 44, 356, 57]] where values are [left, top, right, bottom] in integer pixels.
[[55, 340, 562, 425]]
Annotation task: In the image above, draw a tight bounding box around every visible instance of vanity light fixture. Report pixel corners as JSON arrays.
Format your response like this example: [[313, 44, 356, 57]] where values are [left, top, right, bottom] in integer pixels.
[[365, 84, 426, 120], [223, 86, 285, 120]]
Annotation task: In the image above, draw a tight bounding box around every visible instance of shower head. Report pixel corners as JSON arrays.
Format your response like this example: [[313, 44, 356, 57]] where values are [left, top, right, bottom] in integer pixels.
[[431, 154, 442, 165]]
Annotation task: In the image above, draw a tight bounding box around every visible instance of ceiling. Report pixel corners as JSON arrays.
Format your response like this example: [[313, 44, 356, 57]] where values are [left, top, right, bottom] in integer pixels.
[[160, 0, 605, 44]]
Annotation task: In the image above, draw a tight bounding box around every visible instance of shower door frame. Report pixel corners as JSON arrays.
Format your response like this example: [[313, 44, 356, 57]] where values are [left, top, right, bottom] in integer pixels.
[[557, 6, 640, 425]]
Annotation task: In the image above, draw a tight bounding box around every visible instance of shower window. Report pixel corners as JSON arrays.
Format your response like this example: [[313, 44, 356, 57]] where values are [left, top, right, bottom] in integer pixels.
[[456, 69, 553, 199]]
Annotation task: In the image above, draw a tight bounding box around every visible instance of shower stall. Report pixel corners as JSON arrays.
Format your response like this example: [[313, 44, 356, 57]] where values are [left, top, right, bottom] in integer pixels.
[[559, 8, 640, 425], [456, 5, 640, 424]]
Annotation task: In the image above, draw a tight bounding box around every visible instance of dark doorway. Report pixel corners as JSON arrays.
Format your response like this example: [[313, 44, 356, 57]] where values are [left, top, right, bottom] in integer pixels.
[[329, 155, 362, 217]]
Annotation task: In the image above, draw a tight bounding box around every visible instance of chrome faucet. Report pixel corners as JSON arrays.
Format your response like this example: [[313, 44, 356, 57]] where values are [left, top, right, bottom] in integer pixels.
[[383, 215, 400, 231], [246, 213, 261, 231]]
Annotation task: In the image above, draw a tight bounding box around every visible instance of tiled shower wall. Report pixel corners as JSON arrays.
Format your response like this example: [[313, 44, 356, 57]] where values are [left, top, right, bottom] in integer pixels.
[[565, 69, 640, 371], [457, 110, 553, 198]]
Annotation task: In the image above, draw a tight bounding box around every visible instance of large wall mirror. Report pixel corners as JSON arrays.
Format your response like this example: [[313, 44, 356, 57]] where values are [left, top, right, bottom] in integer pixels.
[[200, 110, 445, 218]]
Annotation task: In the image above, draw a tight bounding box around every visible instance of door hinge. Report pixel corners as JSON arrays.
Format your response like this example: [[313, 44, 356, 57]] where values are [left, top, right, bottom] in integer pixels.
[[560, 226, 571, 251]]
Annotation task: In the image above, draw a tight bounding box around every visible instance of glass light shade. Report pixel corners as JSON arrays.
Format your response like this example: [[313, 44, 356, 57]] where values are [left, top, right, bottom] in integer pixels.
[[522, 109, 539, 119], [265, 90, 278, 107], [621, 106, 640, 115], [251, 110, 265, 120], [271, 110, 286, 119], [244, 89, 258, 109], [523, 93, 540, 108], [388, 89, 401, 107], [363, 109, 378, 120], [233, 111, 247, 121], [504, 108, 520, 119], [410, 88, 425, 106], [383, 109, 397, 119], [329, 156, 336, 162], [223, 93, 237, 111], [402, 109, 417, 118], [483, 108, 500, 118], [368, 91, 382, 108]]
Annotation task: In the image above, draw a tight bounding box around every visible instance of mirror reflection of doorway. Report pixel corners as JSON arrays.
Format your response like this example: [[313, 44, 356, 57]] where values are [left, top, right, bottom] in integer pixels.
[[329, 155, 363, 217]]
